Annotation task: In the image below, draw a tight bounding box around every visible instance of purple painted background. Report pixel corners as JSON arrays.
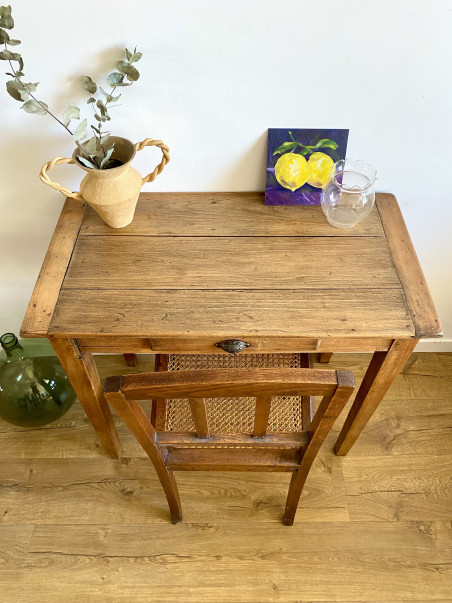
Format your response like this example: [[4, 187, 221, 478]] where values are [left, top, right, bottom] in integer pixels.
[[265, 128, 349, 205]]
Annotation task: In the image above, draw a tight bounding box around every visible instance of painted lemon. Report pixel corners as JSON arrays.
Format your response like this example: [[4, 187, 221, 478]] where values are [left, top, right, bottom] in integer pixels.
[[275, 152, 309, 191], [306, 152, 334, 188]]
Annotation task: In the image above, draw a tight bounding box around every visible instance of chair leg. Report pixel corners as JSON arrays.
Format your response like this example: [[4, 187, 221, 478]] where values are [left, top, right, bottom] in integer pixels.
[[283, 372, 354, 525], [105, 389, 182, 523], [283, 458, 313, 525]]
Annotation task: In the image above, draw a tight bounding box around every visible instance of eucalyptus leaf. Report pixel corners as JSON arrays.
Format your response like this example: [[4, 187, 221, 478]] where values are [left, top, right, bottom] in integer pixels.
[[125, 48, 132, 61], [107, 71, 123, 87], [7, 38, 20, 45], [0, 8, 13, 29], [81, 75, 97, 94], [100, 146, 114, 169], [6, 79, 21, 101], [18, 88, 29, 101], [117, 61, 140, 81], [72, 117, 87, 141], [83, 136, 98, 155], [110, 94, 121, 102], [77, 155, 97, 170], [0, 27, 9, 42], [15, 70, 23, 76], [130, 51, 142, 63], [0, 49, 20, 60], [62, 105, 80, 127], [100, 134, 110, 144], [96, 99, 107, 115], [21, 99, 48, 115], [87, 96, 95, 104], [99, 86, 110, 98]]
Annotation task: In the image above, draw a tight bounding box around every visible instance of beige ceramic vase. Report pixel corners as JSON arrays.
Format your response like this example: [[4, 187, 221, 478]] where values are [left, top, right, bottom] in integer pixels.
[[39, 136, 170, 228]]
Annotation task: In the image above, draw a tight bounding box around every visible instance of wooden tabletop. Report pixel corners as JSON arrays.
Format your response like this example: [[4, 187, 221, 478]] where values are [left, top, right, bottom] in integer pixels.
[[21, 192, 442, 345]]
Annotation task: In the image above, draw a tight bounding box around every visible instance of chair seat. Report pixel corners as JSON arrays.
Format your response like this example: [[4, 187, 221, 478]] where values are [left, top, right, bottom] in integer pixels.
[[162, 353, 307, 434]]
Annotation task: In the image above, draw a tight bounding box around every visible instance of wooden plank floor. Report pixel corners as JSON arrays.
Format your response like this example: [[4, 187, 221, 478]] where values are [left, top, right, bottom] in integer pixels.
[[0, 353, 451, 602]]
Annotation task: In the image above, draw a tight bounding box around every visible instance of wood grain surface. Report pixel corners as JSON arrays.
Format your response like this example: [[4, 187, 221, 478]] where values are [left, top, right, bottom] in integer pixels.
[[64, 234, 400, 290], [49, 288, 414, 338], [1, 352, 451, 601], [20, 199, 87, 338], [80, 192, 386, 237]]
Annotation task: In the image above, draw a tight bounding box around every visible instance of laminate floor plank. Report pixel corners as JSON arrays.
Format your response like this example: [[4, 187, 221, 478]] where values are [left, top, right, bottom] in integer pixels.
[[17, 522, 452, 603], [0, 525, 34, 603], [344, 456, 452, 521], [0, 456, 348, 525]]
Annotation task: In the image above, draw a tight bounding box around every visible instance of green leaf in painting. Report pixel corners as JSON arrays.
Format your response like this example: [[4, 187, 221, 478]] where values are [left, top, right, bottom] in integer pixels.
[[100, 134, 110, 144], [130, 51, 142, 63], [272, 141, 298, 156], [310, 138, 338, 150], [21, 99, 48, 115], [125, 48, 132, 61], [77, 155, 97, 169], [7, 38, 20, 45], [87, 96, 95, 104], [72, 117, 87, 141]]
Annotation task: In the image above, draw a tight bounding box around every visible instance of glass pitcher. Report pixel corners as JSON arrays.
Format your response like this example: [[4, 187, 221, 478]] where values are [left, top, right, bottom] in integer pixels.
[[321, 159, 377, 229]]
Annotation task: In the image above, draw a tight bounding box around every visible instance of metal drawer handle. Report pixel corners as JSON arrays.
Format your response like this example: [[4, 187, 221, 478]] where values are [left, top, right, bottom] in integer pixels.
[[215, 339, 250, 354]]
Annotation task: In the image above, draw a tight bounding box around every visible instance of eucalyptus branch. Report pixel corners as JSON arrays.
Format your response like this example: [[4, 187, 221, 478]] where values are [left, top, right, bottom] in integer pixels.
[[1, 4, 142, 170], [4, 41, 88, 157]]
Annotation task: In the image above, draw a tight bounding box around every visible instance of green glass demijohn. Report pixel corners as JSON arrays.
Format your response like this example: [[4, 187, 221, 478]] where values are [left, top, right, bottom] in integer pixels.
[[0, 333, 76, 427]]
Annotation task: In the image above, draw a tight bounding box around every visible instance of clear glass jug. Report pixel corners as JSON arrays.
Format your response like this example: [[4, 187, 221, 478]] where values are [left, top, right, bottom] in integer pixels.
[[321, 159, 377, 229]]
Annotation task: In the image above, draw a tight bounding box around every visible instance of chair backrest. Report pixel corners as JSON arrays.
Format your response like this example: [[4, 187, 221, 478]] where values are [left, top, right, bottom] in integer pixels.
[[104, 367, 355, 524]]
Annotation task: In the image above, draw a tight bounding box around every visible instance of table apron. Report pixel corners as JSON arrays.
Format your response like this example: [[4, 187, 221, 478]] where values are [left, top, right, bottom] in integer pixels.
[[71, 336, 395, 355]]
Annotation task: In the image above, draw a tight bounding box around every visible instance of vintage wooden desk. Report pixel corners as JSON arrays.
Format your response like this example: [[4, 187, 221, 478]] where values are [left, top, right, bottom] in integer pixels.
[[20, 192, 442, 458]]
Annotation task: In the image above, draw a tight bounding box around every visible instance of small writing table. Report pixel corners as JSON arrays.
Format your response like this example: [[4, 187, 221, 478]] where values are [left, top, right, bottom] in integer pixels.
[[21, 193, 442, 458]]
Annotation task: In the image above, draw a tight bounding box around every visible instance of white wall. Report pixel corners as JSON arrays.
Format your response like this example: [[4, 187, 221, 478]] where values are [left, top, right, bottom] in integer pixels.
[[1, 0, 451, 349]]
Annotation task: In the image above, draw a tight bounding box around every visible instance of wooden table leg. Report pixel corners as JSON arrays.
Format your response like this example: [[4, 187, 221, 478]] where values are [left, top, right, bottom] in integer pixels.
[[318, 353, 333, 363], [334, 338, 418, 456], [51, 337, 121, 458]]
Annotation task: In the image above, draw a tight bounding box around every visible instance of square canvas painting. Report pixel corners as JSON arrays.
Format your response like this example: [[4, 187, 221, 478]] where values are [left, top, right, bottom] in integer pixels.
[[265, 128, 349, 205]]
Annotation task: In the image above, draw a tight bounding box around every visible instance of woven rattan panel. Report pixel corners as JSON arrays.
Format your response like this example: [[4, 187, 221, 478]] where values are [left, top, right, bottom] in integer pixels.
[[164, 353, 306, 434]]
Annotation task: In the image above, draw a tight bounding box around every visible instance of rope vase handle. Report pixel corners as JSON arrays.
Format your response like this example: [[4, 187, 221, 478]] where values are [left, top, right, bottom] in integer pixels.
[[134, 138, 170, 185], [39, 157, 84, 202]]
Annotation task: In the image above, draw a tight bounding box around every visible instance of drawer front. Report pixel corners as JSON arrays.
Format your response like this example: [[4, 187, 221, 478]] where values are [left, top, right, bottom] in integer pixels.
[[76, 336, 393, 354]]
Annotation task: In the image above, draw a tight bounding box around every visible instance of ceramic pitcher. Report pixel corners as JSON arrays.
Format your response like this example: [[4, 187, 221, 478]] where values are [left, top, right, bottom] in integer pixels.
[[39, 137, 170, 228]]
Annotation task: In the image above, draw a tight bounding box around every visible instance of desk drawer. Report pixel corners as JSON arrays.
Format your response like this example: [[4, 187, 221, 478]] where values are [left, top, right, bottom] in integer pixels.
[[76, 336, 393, 354]]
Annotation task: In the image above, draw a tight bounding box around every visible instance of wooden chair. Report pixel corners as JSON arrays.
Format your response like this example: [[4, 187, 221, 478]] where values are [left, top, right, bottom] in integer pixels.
[[104, 353, 355, 525]]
